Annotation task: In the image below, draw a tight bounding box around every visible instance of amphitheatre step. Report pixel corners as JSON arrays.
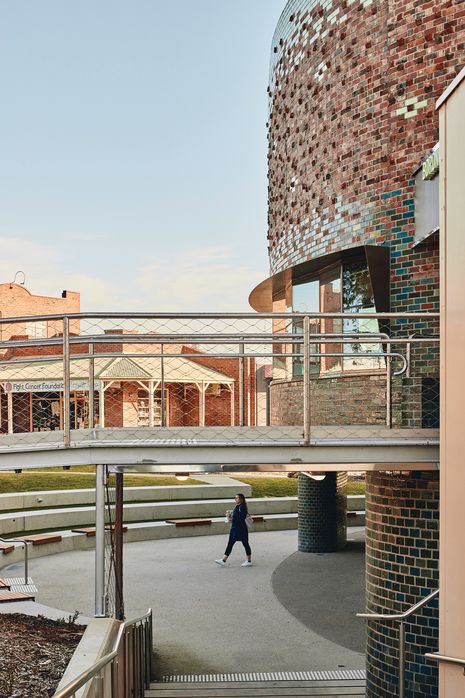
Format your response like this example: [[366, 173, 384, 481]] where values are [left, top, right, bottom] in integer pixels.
[[0, 481, 253, 513], [0, 579, 10, 589], [0, 497, 298, 537]]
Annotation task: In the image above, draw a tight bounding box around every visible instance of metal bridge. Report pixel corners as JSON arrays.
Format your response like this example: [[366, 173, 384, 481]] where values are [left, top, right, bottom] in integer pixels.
[[0, 311, 439, 473]]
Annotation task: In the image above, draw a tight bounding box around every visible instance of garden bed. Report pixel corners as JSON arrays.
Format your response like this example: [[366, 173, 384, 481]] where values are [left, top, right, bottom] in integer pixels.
[[0, 613, 85, 697]]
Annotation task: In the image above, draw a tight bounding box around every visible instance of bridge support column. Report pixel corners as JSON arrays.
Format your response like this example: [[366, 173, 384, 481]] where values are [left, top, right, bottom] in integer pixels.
[[365, 471, 439, 698], [298, 472, 347, 553], [95, 463, 106, 617]]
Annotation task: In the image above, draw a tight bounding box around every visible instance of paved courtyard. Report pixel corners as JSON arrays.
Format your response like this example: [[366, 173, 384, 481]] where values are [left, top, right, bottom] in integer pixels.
[[8, 528, 366, 678]]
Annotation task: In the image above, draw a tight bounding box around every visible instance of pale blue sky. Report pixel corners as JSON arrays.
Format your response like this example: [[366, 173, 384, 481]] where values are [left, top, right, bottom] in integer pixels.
[[0, 0, 284, 311]]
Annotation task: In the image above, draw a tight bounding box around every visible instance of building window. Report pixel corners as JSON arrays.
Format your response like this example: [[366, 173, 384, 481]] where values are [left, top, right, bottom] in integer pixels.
[[290, 260, 383, 377]]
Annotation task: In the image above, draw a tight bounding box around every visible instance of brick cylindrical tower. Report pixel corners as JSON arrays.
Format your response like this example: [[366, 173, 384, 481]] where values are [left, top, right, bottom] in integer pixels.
[[249, 1, 462, 695], [365, 472, 439, 697]]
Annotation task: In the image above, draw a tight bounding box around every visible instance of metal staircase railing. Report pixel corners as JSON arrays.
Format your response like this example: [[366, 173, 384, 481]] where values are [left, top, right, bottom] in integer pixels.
[[357, 589, 439, 698], [53, 609, 153, 698]]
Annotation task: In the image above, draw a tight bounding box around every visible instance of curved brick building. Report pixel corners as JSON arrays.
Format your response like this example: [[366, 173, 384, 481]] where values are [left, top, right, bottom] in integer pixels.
[[251, 2, 465, 696]]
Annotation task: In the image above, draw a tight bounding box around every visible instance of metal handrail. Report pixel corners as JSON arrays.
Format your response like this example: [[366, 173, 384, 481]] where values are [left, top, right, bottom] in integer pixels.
[[425, 652, 465, 673], [357, 588, 439, 621], [0, 310, 441, 323], [0, 536, 29, 584], [53, 608, 153, 698], [357, 589, 439, 698]]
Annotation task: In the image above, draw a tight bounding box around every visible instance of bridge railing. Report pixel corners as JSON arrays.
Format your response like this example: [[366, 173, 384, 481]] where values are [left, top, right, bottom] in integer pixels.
[[0, 311, 439, 451]]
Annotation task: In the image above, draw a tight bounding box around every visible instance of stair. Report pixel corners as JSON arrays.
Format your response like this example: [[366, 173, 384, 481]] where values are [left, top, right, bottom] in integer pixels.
[[146, 671, 366, 697], [0, 577, 38, 603]]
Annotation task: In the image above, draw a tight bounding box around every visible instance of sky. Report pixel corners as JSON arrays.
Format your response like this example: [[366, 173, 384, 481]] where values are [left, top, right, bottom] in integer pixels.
[[0, 0, 285, 312]]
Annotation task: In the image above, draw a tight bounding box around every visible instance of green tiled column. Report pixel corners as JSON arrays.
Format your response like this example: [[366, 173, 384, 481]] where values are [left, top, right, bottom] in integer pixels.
[[298, 472, 347, 553], [365, 471, 439, 698]]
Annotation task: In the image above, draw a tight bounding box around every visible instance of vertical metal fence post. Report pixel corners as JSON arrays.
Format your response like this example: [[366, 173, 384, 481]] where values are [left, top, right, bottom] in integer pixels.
[[115, 472, 124, 621], [386, 341, 392, 428], [95, 464, 106, 617], [148, 609, 154, 681], [399, 620, 405, 698], [63, 317, 71, 447], [23, 541, 29, 586], [303, 316, 311, 445], [88, 342, 95, 429], [160, 344, 166, 427], [239, 338, 245, 427]]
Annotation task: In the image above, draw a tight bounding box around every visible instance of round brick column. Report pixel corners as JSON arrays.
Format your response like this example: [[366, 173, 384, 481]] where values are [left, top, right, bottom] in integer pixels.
[[365, 472, 439, 698], [298, 472, 347, 553]]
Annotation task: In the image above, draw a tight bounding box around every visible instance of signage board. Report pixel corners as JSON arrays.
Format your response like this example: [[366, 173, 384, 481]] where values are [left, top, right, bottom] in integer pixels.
[[2, 380, 98, 394]]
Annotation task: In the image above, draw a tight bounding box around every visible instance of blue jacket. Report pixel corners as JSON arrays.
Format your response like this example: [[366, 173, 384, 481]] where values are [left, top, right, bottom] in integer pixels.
[[230, 504, 248, 540]]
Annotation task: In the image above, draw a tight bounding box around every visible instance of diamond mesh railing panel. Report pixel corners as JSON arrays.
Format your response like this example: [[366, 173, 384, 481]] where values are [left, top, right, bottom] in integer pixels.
[[0, 312, 439, 452]]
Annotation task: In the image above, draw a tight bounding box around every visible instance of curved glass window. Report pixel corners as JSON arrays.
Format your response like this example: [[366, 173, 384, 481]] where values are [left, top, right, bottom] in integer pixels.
[[290, 260, 383, 377]]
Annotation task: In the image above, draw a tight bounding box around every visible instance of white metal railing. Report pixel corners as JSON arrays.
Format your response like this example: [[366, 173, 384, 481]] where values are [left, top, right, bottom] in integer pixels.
[[53, 609, 153, 698]]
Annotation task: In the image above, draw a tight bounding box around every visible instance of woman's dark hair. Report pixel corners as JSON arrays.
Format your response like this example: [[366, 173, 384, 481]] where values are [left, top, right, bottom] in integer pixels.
[[236, 493, 248, 513]]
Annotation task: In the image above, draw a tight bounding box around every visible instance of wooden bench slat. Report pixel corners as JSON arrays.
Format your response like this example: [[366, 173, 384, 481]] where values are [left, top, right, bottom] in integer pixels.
[[0, 591, 35, 602], [22, 534, 62, 546], [165, 519, 212, 527], [0, 544, 14, 555]]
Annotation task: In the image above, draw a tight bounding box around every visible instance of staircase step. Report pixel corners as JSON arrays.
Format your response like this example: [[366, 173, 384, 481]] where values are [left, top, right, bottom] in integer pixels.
[[2, 577, 38, 594], [0, 591, 36, 602], [147, 671, 366, 698], [146, 684, 365, 697]]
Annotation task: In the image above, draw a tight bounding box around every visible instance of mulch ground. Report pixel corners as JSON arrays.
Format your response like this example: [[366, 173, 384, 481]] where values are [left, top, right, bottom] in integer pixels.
[[0, 613, 85, 697]]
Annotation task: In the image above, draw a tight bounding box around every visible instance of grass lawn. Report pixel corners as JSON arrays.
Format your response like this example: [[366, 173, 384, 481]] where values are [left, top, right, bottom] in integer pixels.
[[235, 476, 365, 498], [0, 472, 203, 494]]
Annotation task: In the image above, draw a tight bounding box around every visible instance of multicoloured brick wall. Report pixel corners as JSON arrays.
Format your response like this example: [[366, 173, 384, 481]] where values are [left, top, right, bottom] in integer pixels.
[[365, 472, 439, 697], [270, 374, 387, 426], [266, 0, 463, 313], [298, 472, 347, 552]]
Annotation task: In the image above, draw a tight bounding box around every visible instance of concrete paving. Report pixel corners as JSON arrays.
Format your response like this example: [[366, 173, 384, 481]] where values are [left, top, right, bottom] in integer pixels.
[[6, 529, 366, 678]]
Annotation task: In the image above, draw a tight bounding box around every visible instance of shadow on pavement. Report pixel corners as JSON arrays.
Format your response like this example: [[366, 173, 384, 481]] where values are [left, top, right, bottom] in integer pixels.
[[272, 538, 365, 654]]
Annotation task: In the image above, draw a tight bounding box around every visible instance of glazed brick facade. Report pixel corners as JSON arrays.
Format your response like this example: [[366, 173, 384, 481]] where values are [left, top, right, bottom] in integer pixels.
[[365, 472, 439, 698], [298, 471, 347, 552], [267, 0, 464, 319]]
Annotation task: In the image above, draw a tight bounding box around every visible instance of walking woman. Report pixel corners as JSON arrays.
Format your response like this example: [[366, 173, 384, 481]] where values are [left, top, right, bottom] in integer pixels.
[[215, 493, 252, 567]]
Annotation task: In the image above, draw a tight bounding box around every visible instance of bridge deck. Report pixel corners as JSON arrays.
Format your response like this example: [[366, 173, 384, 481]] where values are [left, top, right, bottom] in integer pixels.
[[0, 426, 439, 471]]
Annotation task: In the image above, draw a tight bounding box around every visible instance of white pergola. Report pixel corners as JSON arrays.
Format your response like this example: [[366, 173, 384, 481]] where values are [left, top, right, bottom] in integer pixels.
[[0, 354, 236, 432]]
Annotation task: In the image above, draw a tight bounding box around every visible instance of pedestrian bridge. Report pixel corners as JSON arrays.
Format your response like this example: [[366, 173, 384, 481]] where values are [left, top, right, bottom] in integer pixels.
[[0, 311, 439, 473]]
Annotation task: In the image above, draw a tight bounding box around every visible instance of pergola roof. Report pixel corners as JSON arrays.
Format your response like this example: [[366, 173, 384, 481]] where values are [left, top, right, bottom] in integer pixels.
[[0, 355, 235, 386]]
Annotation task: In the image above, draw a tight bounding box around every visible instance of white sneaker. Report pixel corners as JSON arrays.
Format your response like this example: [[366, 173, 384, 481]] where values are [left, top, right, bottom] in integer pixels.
[[215, 559, 226, 567], [241, 560, 253, 567]]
